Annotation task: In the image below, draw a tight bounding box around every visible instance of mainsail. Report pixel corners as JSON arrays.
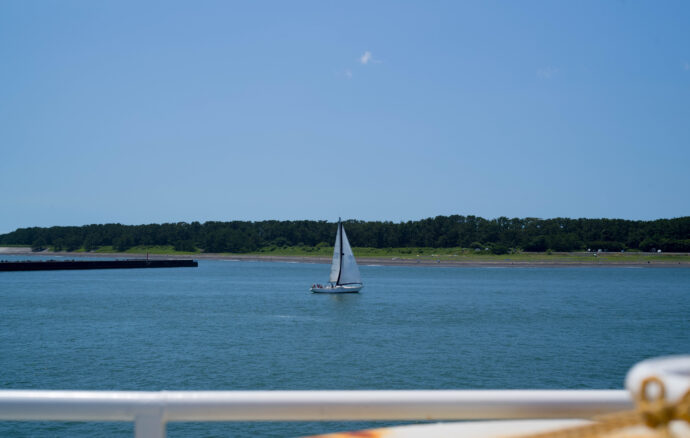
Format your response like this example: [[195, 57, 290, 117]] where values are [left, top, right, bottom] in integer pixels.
[[329, 225, 341, 283], [328, 220, 362, 285]]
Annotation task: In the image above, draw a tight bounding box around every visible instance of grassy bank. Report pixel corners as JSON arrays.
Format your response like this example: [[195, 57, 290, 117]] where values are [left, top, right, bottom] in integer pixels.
[[18, 244, 690, 263], [250, 246, 690, 263]]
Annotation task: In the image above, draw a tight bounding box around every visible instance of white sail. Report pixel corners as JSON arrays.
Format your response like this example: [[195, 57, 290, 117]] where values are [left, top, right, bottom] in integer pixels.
[[329, 224, 341, 283], [337, 225, 362, 285]]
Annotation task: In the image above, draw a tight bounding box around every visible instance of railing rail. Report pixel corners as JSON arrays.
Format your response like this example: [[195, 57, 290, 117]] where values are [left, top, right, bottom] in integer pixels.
[[0, 389, 632, 438]]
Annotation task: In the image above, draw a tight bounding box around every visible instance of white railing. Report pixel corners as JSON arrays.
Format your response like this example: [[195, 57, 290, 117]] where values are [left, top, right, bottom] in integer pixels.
[[0, 389, 632, 438]]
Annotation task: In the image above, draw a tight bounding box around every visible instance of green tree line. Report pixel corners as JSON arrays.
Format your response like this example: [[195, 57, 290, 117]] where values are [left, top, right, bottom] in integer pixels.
[[1, 216, 690, 253]]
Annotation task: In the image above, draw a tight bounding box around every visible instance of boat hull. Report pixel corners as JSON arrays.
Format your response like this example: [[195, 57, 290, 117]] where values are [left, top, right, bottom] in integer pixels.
[[310, 284, 363, 294]]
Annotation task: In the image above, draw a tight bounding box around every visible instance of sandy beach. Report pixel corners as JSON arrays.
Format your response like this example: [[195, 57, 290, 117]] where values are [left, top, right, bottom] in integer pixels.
[[2, 247, 689, 268]]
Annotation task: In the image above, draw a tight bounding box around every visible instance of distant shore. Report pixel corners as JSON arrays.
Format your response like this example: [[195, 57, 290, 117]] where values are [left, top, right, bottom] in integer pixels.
[[2, 247, 689, 268]]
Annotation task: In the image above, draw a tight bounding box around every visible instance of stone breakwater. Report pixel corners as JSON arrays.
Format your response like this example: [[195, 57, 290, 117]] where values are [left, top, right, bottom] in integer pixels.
[[0, 259, 198, 271]]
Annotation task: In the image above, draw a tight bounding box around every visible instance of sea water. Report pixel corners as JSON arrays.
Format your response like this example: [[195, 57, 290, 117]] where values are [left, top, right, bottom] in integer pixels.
[[0, 258, 689, 437]]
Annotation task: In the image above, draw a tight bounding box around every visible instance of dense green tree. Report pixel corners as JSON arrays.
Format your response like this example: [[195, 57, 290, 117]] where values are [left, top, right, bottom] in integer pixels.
[[31, 237, 47, 252], [1, 216, 689, 253]]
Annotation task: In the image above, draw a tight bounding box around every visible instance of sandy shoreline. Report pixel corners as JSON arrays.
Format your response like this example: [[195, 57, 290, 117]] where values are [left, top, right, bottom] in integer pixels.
[[2, 247, 689, 268]]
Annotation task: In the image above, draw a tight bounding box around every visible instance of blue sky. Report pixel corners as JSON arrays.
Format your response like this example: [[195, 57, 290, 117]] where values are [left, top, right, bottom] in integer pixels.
[[1, 1, 689, 233]]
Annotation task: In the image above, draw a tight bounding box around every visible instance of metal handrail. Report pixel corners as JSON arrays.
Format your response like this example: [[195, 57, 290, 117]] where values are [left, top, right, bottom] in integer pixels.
[[0, 389, 632, 438]]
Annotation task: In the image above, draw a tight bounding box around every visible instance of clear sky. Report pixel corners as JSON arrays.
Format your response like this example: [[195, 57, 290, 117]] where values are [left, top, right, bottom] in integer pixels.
[[1, 1, 689, 234]]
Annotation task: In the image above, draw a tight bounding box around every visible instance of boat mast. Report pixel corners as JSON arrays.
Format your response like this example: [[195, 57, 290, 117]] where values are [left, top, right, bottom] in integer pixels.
[[336, 218, 343, 285]]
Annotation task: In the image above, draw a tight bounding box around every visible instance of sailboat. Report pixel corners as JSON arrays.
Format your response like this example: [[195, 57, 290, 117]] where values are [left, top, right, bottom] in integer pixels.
[[310, 218, 363, 294]]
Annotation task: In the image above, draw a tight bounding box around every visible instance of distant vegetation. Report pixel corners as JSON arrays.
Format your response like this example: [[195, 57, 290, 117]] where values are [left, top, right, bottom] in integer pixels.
[[1, 216, 689, 254]]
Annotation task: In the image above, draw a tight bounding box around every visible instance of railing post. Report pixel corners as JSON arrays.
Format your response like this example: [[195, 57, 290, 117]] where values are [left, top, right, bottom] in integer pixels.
[[135, 413, 165, 438]]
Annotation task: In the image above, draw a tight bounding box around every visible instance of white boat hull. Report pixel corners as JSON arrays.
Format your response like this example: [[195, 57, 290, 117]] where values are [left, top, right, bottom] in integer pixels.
[[310, 284, 363, 294]]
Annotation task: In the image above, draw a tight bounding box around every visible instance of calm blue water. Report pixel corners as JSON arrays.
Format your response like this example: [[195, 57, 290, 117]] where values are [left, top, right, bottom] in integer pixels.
[[1, 257, 689, 436]]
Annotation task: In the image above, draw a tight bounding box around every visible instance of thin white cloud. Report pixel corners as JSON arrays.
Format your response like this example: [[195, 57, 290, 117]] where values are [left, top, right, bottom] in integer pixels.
[[537, 66, 559, 79], [684, 61, 690, 71], [337, 51, 379, 80]]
